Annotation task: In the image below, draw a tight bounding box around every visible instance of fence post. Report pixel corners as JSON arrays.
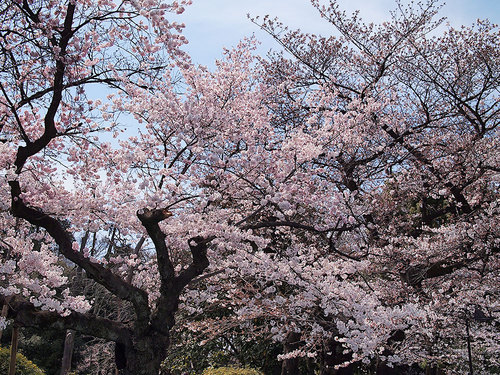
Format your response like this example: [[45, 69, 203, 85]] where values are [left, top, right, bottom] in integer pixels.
[[465, 317, 473, 375], [0, 295, 12, 342], [8, 326, 19, 375]]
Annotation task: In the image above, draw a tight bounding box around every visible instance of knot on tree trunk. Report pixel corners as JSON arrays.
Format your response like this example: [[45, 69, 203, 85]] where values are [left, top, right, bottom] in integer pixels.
[[137, 208, 173, 224]]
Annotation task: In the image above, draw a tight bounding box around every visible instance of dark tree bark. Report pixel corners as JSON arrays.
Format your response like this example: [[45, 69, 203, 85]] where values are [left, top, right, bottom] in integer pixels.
[[281, 332, 301, 375], [4, 191, 212, 374], [319, 337, 355, 375], [0, 294, 170, 374]]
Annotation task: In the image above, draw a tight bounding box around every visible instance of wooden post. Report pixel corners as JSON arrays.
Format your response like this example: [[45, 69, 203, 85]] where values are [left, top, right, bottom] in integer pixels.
[[466, 317, 474, 375], [0, 296, 11, 342], [60, 329, 76, 375], [8, 326, 19, 375]]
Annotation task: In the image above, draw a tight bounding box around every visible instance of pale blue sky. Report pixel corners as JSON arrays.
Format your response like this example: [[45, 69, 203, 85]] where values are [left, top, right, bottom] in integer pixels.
[[174, 0, 500, 66]]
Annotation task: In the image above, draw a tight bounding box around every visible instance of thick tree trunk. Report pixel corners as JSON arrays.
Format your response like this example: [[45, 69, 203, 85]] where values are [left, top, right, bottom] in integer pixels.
[[319, 338, 355, 375], [117, 333, 170, 375], [281, 332, 301, 375]]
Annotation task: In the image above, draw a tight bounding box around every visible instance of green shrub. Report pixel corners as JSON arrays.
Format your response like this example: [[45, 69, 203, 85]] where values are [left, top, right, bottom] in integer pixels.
[[162, 328, 282, 374], [202, 366, 263, 375], [0, 346, 45, 375]]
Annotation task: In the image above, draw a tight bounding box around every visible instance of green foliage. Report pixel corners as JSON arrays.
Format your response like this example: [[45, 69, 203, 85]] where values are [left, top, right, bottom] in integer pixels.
[[0, 346, 45, 375], [162, 329, 282, 375], [16, 327, 65, 374], [202, 367, 263, 375], [162, 336, 233, 374]]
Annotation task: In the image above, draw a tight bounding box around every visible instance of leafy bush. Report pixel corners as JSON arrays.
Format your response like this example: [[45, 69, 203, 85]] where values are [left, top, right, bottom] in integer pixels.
[[202, 367, 263, 375], [16, 327, 65, 375], [0, 346, 45, 374]]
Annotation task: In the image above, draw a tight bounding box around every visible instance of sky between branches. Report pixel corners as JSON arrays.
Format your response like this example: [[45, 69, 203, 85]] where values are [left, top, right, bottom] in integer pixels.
[[174, 0, 500, 66]]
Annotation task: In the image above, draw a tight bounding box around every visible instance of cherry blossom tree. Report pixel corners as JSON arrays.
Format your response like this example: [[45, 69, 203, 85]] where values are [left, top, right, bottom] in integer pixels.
[[1, 1, 302, 373], [0, 0, 208, 373], [175, 1, 499, 374]]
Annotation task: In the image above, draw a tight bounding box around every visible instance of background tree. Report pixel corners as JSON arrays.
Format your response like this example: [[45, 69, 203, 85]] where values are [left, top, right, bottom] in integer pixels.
[[177, 0, 499, 373]]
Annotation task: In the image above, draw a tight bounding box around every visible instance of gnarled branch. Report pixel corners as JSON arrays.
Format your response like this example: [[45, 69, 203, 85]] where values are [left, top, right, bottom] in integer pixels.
[[0, 294, 132, 345]]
